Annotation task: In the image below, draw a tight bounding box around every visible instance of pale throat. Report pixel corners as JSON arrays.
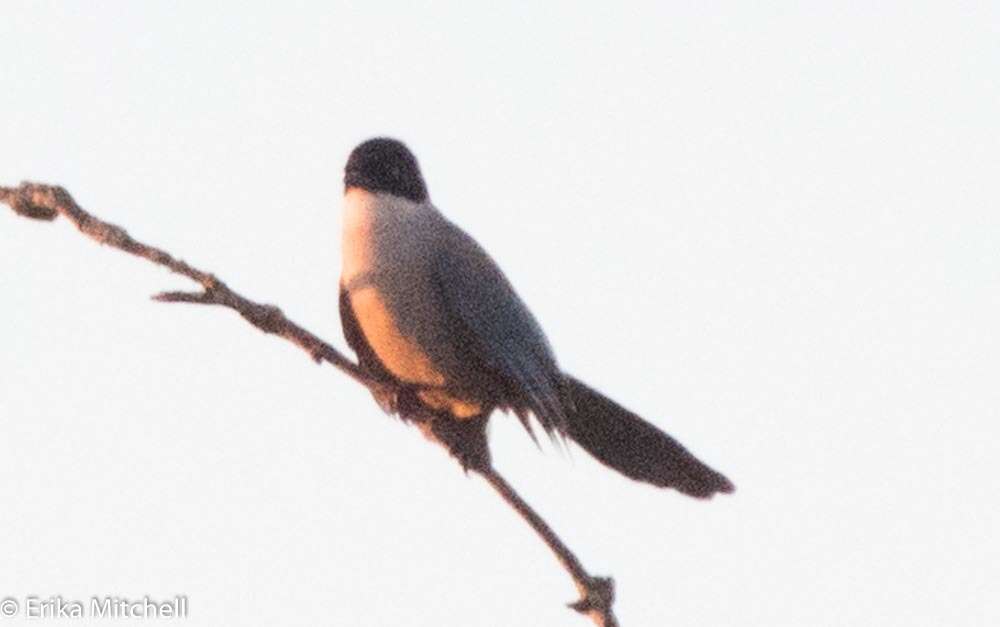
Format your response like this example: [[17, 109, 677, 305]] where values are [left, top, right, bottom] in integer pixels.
[[341, 187, 425, 287]]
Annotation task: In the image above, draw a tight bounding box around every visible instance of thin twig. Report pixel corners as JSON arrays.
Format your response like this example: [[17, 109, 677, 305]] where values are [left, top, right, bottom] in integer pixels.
[[479, 467, 618, 626], [3, 181, 619, 625], [2, 182, 370, 387]]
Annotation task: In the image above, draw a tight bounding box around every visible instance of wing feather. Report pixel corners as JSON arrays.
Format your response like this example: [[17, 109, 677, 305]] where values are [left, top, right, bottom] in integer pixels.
[[430, 219, 567, 432]]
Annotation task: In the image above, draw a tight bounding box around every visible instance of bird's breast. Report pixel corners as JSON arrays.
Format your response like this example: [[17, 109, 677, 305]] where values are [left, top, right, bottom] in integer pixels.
[[340, 189, 481, 418]]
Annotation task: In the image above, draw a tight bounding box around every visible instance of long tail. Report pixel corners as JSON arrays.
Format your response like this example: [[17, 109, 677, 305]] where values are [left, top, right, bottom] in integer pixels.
[[561, 375, 734, 498]]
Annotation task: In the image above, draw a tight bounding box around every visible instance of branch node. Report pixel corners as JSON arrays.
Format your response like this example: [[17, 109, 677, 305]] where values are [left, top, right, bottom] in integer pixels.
[[306, 342, 325, 363], [2, 184, 58, 221], [201, 274, 215, 289], [568, 576, 616, 618]]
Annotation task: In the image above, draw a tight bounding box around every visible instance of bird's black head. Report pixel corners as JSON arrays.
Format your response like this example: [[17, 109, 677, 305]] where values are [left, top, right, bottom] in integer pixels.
[[344, 137, 428, 203]]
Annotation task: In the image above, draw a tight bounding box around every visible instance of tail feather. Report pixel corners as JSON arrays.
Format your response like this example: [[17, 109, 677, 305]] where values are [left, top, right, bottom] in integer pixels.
[[562, 376, 734, 498]]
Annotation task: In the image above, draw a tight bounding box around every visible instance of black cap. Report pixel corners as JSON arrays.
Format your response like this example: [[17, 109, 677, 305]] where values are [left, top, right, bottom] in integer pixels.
[[344, 137, 428, 203]]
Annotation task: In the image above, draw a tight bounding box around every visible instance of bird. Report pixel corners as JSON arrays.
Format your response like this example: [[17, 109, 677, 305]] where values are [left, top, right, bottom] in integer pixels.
[[339, 137, 733, 498]]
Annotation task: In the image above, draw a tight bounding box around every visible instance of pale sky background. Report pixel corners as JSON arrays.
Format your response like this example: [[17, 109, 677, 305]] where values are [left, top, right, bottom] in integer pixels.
[[2, 2, 998, 626]]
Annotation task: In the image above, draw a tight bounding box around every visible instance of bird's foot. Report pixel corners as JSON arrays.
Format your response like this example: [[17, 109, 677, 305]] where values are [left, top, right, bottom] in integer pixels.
[[370, 385, 400, 415], [419, 415, 491, 474]]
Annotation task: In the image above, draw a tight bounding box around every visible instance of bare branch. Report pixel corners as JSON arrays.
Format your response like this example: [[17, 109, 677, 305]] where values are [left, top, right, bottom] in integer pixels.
[[3, 181, 620, 625], [2, 182, 369, 383], [480, 467, 618, 626]]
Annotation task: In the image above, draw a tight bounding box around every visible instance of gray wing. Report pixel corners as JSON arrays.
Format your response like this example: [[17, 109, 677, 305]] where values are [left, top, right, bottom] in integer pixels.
[[431, 218, 568, 433]]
